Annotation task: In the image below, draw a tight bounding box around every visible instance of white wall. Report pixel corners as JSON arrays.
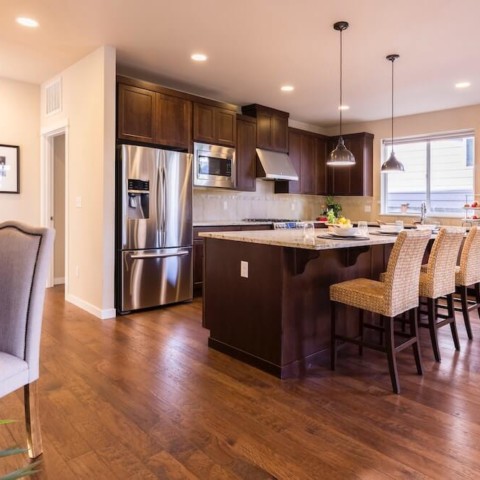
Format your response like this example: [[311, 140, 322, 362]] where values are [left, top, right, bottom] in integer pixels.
[[0, 78, 40, 224], [41, 46, 116, 319]]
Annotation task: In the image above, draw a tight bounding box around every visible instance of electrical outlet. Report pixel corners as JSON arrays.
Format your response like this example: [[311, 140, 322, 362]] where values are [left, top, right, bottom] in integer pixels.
[[240, 261, 248, 278], [291, 203, 295, 211], [223, 200, 228, 210], [364, 204, 372, 213], [75, 196, 82, 208]]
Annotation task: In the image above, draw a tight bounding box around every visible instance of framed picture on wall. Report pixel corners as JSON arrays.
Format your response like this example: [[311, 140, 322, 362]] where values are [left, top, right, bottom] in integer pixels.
[[0, 144, 20, 193]]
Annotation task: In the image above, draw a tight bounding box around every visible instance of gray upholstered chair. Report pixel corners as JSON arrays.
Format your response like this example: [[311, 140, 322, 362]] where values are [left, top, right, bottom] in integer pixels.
[[0, 221, 54, 459]]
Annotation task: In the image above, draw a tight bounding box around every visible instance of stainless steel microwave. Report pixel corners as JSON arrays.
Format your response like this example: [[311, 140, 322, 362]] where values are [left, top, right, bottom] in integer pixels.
[[193, 142, 236, 189]]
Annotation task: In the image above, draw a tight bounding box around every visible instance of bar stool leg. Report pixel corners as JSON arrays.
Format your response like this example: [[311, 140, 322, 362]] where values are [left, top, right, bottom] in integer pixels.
[[460, 285, 473, 340], [358, 309, 364, 356], [447, 293, 460, 351], [409, 308, 423, 375], [475, 282, 480, 320], [330, 301, 337, 370], [427, 297, 441, 362], [384, 315, 400, 394]]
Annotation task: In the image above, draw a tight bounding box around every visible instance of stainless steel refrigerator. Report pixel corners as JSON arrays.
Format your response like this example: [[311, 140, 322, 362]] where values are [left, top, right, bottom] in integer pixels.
[[116, 144, 193, 314]]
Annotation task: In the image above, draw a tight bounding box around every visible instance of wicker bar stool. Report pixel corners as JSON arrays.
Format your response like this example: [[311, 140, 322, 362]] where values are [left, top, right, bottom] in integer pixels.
[[418, 227, 465, 362], [454, 226, 480, 339], [330, 230, 430, 394]]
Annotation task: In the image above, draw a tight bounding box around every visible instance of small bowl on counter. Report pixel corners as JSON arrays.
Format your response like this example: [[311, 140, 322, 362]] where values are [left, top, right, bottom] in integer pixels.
[[328, 225, 358, 237]]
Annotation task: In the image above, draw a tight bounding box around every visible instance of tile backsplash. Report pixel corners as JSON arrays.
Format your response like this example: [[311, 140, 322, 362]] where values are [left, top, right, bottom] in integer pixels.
[[193, 180, 373, 222], [193, 182, 467, 226]]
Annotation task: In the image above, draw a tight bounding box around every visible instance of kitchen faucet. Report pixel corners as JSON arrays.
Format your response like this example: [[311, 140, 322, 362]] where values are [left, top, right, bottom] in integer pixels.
[[420, 201, 427, 224]]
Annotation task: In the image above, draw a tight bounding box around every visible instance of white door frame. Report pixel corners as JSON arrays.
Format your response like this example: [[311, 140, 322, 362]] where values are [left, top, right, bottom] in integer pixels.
[[40, 121, 69, 290]]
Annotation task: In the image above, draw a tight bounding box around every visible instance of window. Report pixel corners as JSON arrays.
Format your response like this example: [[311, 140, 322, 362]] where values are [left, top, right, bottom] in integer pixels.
[[381, 131, 475, 216]]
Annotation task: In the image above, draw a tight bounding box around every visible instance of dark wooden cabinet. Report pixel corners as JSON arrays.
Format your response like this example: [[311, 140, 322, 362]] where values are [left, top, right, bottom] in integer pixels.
[[275, 128, 326, 195], [193, 224, 272, 296], [117, 77, 192, 150], [315, 135, 328, 195], [193, 103, 236, 147], [193, 238, 204, 291], [236, 115, 257, 191], [276, 128, 301, 194], [300, 132, 316, 194], [155, 93, 192, 149], [326, 132, 374, 196], [242, 104, 289, 153], [117, 83, 156, 144]]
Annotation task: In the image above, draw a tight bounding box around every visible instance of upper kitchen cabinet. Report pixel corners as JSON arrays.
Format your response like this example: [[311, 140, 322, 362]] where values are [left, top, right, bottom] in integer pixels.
[[275, 128, 328, 195], [315, 135, 328, 195], [117, 83, 156, 144], [155, 93, 192, 149], [193, 102, 237, 147], [236, 114, 257, 191], [242, 104, 289, 153], [326, 132, 374, 196], [117, 76, 192, 150]]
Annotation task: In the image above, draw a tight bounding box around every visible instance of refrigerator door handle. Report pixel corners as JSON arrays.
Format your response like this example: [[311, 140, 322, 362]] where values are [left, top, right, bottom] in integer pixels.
[[129, 250, 190, 260], [161, 166, 167, 246], [155, 163, 162, 246]]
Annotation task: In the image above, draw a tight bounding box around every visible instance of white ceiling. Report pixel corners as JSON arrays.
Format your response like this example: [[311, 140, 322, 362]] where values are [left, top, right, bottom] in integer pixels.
[[1, 0, 480, 127]]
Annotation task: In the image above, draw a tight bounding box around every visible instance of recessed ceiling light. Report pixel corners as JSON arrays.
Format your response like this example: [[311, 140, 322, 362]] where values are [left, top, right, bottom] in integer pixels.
[[455, 81, 471, 89], [16, 17, 39, 28], [191, 53, 207, 62], [338, 105, 350, 111], [281, 85, 294, 92]]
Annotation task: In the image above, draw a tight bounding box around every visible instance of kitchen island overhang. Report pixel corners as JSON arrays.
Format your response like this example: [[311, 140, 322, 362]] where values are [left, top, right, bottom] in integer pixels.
[[201, 229, 398, 378]]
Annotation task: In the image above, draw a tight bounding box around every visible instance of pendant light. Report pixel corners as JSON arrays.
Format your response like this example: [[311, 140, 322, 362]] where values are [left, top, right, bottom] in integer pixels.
[[327, 21, 355, 167], [381, 54, 405, 172]]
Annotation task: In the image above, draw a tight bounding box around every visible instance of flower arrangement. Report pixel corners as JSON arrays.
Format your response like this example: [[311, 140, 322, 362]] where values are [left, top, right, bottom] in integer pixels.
[[317, 196, 342, 223], [0, 420, 40, 479]]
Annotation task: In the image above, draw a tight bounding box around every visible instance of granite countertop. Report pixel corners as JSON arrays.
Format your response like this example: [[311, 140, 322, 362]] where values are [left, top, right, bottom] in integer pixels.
[[199, 228, 399, 250], [193, 220, 274, 227]]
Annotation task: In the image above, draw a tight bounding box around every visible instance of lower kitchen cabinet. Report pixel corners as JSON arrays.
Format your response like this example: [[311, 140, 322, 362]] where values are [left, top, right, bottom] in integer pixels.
[[193, 224, 272, 296]]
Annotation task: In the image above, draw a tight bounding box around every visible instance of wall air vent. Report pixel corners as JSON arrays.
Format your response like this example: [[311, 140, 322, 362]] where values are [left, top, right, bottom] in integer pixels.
[[45, 78, 62, 116]]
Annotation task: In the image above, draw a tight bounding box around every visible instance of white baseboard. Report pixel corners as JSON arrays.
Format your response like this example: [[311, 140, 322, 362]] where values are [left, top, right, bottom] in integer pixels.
[[54, 277, 65, 285], [65, 293, 117, 320]]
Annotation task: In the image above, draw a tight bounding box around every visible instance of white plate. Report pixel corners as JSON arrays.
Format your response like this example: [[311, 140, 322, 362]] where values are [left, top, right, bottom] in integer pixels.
[[319, 233, 369, 241], [378, 228, 402, 234]]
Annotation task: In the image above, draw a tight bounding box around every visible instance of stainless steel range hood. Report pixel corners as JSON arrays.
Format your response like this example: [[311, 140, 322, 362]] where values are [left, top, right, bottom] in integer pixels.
[[256, 148, 299, 181]]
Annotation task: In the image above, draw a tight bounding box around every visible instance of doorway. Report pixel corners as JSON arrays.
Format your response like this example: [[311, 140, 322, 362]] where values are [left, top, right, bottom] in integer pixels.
[[41, 125, 68, 290], [52, 134, 65, 285]]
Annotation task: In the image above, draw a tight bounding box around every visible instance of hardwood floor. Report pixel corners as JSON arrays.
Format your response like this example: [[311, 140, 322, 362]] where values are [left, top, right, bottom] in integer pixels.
[[2, 286, 480, 479]]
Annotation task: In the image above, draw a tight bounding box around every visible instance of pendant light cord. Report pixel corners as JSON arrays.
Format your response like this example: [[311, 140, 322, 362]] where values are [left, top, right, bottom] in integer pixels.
[[339, 28, 343, 137], [391, 57, 394, 154]]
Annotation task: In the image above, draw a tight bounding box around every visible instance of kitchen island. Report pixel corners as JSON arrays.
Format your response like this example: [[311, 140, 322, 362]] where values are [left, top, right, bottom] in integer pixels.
[[201, 229, 398, 378]]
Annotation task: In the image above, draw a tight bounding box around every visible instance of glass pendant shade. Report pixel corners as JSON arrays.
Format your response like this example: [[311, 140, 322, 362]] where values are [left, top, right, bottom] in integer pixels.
[[381, 151, 404, 172], [328, 21, 355, 167], [327, 136, 355, 166]]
